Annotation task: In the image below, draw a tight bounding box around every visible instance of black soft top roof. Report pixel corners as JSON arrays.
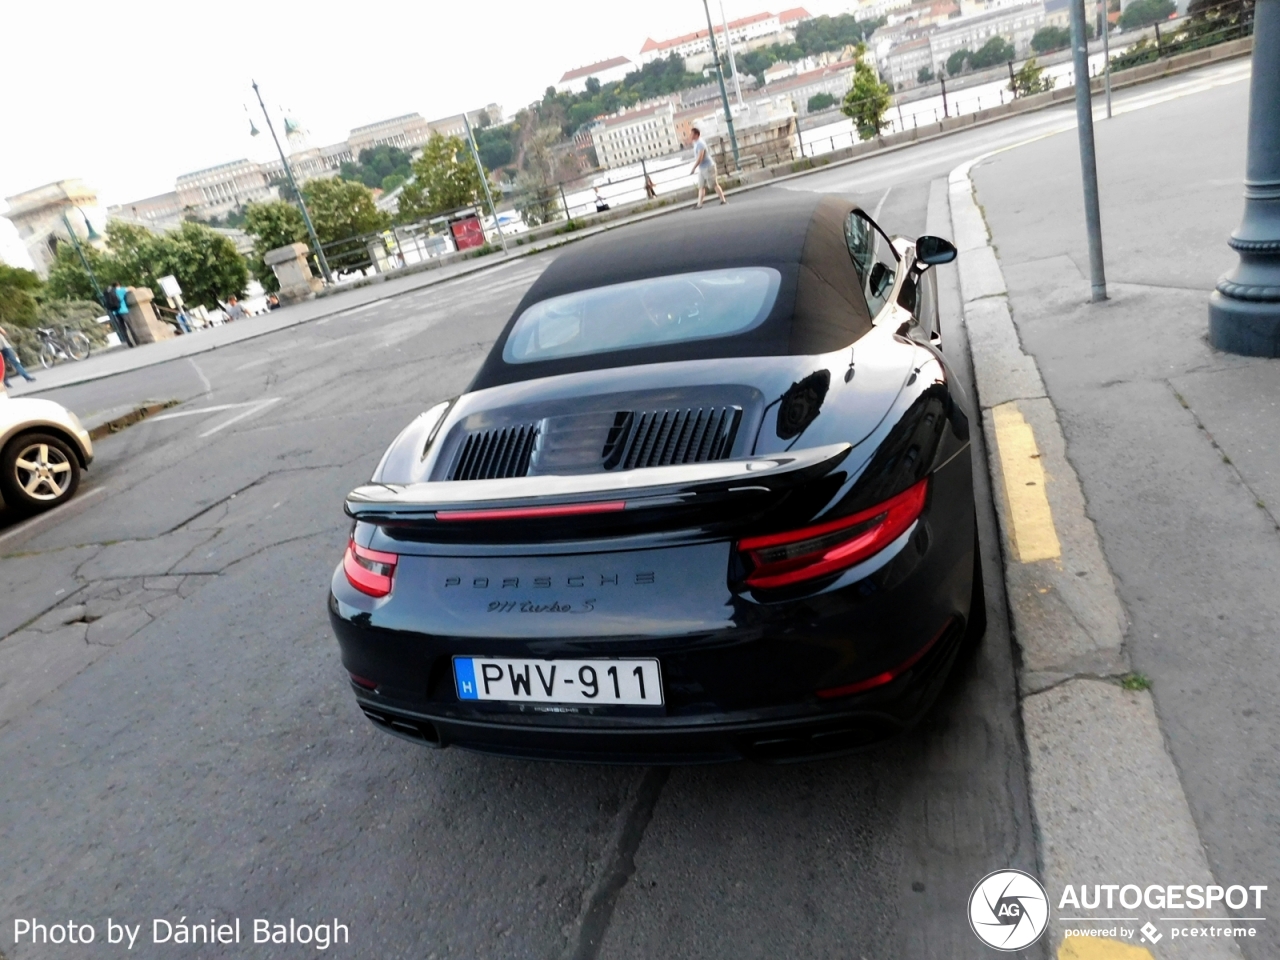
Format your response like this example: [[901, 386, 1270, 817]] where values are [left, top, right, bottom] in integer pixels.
[[470, 194, 874, 389]]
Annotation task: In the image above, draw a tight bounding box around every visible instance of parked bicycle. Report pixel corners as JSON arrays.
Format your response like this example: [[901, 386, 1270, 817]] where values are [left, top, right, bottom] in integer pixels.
[[36, 326, 92, 368]]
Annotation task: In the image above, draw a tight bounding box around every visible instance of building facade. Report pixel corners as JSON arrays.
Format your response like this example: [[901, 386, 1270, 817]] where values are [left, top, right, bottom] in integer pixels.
[[637, 8, 812, 67], [589, 103, 681, 169], [175, 160, 275, 218], [925, 1, 1047, 67], [348, 114, 433, 155], [885, 35, 936, 86], [557, 56, 634, 94], [764, 60, 858, 116], [2, 179, 104, 278], [107, 192, 184, 230]]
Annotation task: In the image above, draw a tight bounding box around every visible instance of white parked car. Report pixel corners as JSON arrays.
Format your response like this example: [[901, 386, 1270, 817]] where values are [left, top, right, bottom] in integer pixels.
[[0, 383, 93, 513]]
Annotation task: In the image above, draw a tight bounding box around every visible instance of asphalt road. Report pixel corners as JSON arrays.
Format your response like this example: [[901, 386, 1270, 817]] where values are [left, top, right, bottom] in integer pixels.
[[4, 64, 1237, 958]]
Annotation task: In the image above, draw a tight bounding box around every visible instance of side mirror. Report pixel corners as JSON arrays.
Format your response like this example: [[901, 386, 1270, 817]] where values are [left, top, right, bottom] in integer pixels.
[[914, 235, 957, 267]]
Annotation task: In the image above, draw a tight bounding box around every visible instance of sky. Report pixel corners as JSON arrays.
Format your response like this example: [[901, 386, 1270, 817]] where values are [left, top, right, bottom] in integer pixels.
[[1, 0, 857, 267]]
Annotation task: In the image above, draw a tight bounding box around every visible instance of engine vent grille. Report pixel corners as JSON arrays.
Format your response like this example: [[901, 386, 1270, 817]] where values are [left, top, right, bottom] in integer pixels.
[[602, 407, 742, 471], [450, 423, 540, 481]]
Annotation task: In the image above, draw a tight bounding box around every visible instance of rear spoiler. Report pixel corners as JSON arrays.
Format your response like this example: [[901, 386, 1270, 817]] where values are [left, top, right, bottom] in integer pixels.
[[345, 443, 853, 523]]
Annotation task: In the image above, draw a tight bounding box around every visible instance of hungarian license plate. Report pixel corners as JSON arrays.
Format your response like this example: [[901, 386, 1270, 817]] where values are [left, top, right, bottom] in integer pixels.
[[453, 657, 663, 706]]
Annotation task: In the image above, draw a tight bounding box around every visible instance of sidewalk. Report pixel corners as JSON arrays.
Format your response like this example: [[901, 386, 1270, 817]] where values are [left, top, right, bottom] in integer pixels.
[[964, 67, 1274, 958]]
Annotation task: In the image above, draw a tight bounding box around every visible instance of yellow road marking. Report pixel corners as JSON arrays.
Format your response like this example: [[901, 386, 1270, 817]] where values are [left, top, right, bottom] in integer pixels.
[[992, 402, 1061, 562], [1059, 936, 1155, 960]]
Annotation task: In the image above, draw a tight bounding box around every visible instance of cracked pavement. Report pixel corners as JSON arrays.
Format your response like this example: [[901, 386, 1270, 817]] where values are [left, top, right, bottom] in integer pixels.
[[2, 178, 1039, 958]]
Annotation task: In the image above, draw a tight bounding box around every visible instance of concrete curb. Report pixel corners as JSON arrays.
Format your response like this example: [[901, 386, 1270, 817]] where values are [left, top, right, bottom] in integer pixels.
[[950, 151, 1246, 957]]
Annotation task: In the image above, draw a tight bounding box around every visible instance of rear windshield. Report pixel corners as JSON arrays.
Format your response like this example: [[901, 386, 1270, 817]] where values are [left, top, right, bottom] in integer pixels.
[[502, 267, 782, 365]]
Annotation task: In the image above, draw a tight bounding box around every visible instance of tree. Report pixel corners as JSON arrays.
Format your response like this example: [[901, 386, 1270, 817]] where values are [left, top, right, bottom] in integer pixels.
[[244, 201, 308, 291], [148, 222, 249, 309], [0, 264, 43, 328], [512, 126, 567, 227], [299, 177, 390, 273], [43, 221, 246, 309], [918, 65, 935, 83], [396, 133, 487, 223], [1119, 0, 1175, 29], [968, 36, 1016, 69], [808, 91, 836, 112], [795, 13, 884, 54], [474, 123, 517, 170], [1009, 57, 1054, 97], [1031, 25, 1072, 53], [44, 244, 107, 303], [947, 48, 971, 75], [841, 46, 893, 140], [339, 144, 413, 191]]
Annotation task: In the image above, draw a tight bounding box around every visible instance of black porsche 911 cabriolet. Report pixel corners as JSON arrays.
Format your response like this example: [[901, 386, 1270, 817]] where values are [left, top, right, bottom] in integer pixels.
[[328, 192, 981, 763]]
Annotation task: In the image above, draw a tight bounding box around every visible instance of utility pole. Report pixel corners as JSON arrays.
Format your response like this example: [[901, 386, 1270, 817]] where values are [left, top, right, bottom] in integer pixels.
[[252, 80, 332, 283], [462, 113, 508, 254], [718, 0, 744, 105], [1099, 0, 1113, 118], [1069, 0, 1107, 301], [1209, 0, 1280, 355], [702, 0, 740, 165], [940, 75, 949, 117]]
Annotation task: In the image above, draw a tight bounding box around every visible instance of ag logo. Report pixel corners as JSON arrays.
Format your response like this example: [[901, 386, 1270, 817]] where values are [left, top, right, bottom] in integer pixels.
[[968, 869, 1049, 951]]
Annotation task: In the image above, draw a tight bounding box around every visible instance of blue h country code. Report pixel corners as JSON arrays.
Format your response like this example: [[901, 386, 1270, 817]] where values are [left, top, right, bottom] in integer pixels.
[[453, 657, 663, 706]]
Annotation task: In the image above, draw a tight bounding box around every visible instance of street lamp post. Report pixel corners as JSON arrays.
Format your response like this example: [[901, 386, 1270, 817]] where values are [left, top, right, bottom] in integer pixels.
[[701, 0, 740, 166], [718, 0, 744, 105], [1209, 0, 1280, 356], [1069, 0, 1107, 302], [251, 80, 332, 284], [59, 210, 104, 305], [462, 113, 508, 254]]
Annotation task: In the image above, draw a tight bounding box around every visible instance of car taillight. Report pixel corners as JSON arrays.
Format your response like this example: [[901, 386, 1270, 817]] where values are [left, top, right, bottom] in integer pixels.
[[738, 478, 929, 589], [343, 539, 398, 598]]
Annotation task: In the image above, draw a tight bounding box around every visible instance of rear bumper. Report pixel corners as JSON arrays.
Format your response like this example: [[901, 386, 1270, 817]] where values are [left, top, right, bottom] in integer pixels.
[[330, 449, 977, 763], [346, 613, 968, 764]]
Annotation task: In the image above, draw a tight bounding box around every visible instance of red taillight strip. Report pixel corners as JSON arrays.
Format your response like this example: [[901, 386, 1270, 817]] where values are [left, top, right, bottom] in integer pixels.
[[435, 501, 627, 522], [816, 616, 957, 699], [740, 478, 929, 589], [343, 539, 398, 598]]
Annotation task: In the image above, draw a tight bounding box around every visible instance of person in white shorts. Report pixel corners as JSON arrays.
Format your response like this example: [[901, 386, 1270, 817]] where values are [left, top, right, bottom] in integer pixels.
[[688, 127, 726, 208]]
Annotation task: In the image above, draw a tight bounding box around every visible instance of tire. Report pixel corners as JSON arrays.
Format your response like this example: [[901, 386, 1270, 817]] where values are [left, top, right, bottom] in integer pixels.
[[38, 341, 57, 369], [67, 332, 91, 361], [0, 432, 81, 513]]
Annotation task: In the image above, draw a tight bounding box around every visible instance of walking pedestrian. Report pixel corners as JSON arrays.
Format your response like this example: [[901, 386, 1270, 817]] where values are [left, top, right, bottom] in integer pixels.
[[0, 324, 36, 387], [224, 296, 246, 321], [593, 188, 610, 213], [689, 128, 726, 209], [644, 174, 657, 200]]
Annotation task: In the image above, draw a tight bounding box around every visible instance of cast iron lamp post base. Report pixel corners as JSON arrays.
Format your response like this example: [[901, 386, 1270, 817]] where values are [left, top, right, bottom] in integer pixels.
[[1209, 0, 1280, 356]]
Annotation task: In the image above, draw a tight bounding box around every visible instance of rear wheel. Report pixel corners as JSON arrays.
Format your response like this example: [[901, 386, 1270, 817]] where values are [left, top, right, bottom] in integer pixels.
[[0, 432, 81, 512], [38, 341, 57, 369], [67, 332, 91, 361]]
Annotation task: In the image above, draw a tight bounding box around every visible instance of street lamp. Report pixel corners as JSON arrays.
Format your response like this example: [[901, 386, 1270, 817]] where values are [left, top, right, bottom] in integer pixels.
[[1208, 0, 1280, 356], [59, 208, 105, 305], [251, 80, 333, 284], [701, 0, 740, 166]]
